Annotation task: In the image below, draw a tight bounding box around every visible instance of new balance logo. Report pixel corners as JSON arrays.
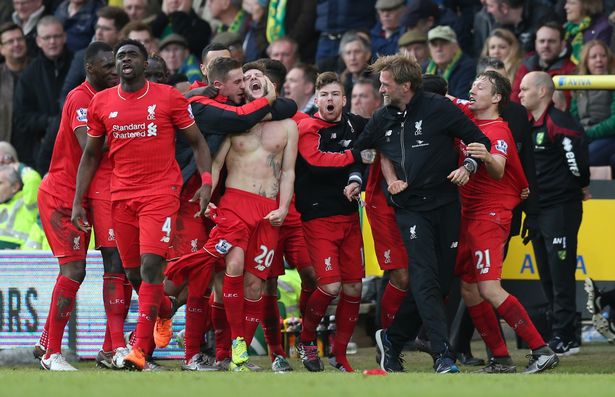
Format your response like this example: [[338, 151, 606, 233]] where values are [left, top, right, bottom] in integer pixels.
[[450, 241, 458, 248], [109, 111, 118, 118]]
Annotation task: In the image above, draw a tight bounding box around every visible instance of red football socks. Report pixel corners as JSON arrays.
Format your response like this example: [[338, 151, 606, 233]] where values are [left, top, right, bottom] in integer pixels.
[[243, 297, 262, 347], [223, 274, 245, 340], [497, 295, 545, 350], [45, 275, 80, 357], [185, 296, 207, 361], [334, 292, 360, 372], [103, 273, 128, 350], [468, 300, 509, 357], [299, 287, 315, 317], [212, 301, 230, 361], [134, 282, 163, 355], [300, 287, 336, 342], [380, 281, 406, 329], [262, 294, 285, 359], [158, 295, 173, 319]]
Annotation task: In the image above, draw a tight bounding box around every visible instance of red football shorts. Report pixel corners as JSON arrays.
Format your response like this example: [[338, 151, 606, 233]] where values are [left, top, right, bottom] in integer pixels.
[[112, 194, 180, 268], [302, 214, 364, 285], [89, 198, 116, 249], [455, 218, 511, 283], [203, 188, 279, 280], [270, 223, 311, 278], [168, 174, 210, 260], [365, 184, 408, 271], [38, 189, 90, 265]]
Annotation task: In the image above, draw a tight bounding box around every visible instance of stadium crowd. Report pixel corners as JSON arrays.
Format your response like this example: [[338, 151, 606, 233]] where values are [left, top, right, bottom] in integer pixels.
[[0, 0, 614, 374]]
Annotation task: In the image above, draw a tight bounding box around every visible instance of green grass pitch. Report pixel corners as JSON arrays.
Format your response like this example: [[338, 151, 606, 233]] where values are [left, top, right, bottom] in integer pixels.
[[2, 343, 615, 397]]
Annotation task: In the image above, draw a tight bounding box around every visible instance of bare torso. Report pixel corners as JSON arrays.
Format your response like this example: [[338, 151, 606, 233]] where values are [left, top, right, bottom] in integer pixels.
[[224, 118, 294, 199]]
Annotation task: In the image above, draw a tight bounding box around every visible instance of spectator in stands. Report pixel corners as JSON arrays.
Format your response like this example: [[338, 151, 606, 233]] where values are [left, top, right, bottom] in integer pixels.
[[564, 0, 612, 65], [267, 36, 299, 74], [0, 23, 29, 143], [188, 42, 230, 89], [264, 0, 317, 64], [12, 15, 72, 174], [121, 21, 157, 54], [570, 40, 615, 175], [370, 0, 406, 57], [425, 25, 476, 99], [124, 0, 149, 22], [210, 30, 244, 63], [480, 28, 523, 82], [314, 0, 377, 72], [402, 0, 469, 56], [60, 6, 128, 99], [485, 0, 559, 53], [398, 28, 430, 69], [350, 77, 382, 118], [473, 0, 495, 57], [208, 0, 248, 37], [0, 3, 14, 24], [159, 32, 201, 83], [339, 30, 374, 106], [145, 53, 170, 84], [242, 0, 267, 62], [511, 21, 576, 106], [0, 141, 41, 210], [0, 165, 44, 249], [283, 63, 318, 116], [12, 0, 48, 56], [54, 0, 101, 53], [151, 0, 211, 57]]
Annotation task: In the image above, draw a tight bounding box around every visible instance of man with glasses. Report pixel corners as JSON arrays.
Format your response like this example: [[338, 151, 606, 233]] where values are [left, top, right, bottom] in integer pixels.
[[0, 22, 28, 143], [12, 15, 72, 174]]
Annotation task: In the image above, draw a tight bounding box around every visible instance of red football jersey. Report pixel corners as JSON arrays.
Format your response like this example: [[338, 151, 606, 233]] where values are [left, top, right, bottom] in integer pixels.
[[87, 81, 195, 200], [40, 81, 96, 201], [459, 118, 528, 223]]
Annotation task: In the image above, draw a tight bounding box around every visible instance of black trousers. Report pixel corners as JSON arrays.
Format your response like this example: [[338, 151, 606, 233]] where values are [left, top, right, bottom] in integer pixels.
[[531, 200, 583, 341], [387, 200, 460, 357]]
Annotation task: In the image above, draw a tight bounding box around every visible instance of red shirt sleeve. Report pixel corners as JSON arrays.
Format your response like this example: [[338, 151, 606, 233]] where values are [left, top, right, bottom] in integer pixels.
[[298, 119, 355, 167], [169, 87, 195, 130], [87, 93, 106, 138], [68, 90, 90, 132], [489, 126, 513, 159]]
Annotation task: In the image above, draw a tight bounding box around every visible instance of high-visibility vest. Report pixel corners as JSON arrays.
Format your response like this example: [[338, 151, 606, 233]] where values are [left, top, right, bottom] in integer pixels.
[[0, 190, 43, 249]]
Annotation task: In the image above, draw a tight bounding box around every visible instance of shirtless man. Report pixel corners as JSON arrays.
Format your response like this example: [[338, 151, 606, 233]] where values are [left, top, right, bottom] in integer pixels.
[[165, 62, 298, 372]]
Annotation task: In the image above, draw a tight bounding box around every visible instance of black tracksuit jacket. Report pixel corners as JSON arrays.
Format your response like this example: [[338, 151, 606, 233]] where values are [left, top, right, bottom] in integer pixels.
[[354, 90, 490, 211]]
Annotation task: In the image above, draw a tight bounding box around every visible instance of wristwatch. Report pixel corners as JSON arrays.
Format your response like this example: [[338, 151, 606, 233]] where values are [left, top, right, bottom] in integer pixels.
[[462, 158, 477, 174]]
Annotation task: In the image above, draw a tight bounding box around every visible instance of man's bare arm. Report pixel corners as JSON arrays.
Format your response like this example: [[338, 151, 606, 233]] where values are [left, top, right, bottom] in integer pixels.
[[466, 142, 505, 180], [71, 135, 104, 231], [265, 120, 298, 226]]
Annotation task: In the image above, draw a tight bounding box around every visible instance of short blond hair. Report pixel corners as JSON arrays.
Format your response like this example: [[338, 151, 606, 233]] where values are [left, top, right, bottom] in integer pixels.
[[369, 54, 422, 90]]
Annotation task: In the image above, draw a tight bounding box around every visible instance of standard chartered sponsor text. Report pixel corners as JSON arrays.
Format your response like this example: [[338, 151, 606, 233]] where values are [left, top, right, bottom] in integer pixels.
[[112, 122, 147, 139]]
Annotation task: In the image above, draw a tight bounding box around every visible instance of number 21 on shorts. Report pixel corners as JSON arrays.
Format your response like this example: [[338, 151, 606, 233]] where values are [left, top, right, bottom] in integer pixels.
[[254, 245, 274, 272], [474, 249, 491, 275]]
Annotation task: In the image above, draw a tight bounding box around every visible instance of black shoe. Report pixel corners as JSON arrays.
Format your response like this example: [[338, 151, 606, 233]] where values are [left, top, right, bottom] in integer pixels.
[[458, 352, 486, 366], [476, 356, 516, 373], [524, 345, 559, 374], [434, 356, 460, 374], [548, 336, 580, 356], [375, 329, 405, 372], [296, 340, 323, 372]]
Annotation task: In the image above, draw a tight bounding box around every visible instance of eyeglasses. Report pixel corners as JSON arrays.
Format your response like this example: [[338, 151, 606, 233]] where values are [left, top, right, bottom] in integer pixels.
[[1, 37, 25, 45], [38, 34, 64, 42]]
